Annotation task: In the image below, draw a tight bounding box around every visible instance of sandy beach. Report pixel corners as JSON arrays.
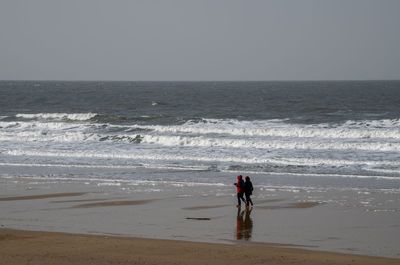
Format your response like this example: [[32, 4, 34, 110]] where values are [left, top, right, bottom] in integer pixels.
[[1, 176, 400, 263], [1, 228, 399, 265]]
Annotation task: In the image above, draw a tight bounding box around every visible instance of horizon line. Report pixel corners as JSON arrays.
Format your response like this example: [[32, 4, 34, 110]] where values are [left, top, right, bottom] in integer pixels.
[[1, 79, 400, 82]]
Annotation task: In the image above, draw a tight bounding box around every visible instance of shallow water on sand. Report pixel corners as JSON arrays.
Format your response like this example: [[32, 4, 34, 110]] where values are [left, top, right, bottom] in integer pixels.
[[1, 172, 399, 258]]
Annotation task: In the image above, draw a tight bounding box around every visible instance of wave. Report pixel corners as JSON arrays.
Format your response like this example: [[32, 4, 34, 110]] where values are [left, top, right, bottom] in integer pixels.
[[92, 114, 167, 123], [14, 112, 168, 123], [342, 119, 400, 128], [132, 118, 400, 140], [139, 134, 400, 152], [0, 131, 97, 142], [7, 115, 400, 140], [2, 117, 400, 152], [2, 127, 400, 152], [16, 113, 98, 121]]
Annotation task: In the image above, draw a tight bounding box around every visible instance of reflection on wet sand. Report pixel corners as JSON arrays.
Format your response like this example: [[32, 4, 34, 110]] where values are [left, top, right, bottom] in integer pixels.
[[73, 199, 159, 208], [236, 207, 253, 240], [257, 201, 323, 210]]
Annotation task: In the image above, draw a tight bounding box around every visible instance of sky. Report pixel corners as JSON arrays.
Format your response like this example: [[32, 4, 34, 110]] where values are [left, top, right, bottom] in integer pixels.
[[1, 0, 399, 81]]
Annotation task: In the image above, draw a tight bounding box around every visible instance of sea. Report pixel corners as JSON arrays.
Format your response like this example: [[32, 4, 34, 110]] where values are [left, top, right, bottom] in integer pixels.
[[1, 80, 400, 189], [1, 80, 400, 257]]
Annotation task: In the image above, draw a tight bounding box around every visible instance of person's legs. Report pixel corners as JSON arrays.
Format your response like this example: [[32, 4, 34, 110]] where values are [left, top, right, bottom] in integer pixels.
[[248, 196, 253, 206], [240, 193, 245, 203], [245, 193, 250, 206], [237, 193, 245, 206], [245, 193, 253, 206]]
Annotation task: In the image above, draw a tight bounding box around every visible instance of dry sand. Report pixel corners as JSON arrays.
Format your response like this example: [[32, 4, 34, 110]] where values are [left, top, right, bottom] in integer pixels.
[[0, 229, 398, 265]]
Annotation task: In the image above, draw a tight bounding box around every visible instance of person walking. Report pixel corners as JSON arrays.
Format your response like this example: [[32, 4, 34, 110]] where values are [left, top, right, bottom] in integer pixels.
[[244, 176, 254, 207], [234, 175, 246, 207]]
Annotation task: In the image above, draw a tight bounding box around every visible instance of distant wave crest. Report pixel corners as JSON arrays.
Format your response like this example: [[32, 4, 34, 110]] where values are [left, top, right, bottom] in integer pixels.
[[16, 113, 98, 121]]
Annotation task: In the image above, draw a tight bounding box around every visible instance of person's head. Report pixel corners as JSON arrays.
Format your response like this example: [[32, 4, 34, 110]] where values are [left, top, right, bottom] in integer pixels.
[[245, 176, 250, 181], [238, 175, 242, 179]]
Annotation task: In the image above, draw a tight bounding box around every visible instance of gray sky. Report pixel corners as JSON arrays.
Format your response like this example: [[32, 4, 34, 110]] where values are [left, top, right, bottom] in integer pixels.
[[1, 0, 399, 81]]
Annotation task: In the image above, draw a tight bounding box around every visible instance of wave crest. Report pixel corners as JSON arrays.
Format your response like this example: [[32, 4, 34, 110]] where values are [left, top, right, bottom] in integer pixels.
[[16, 113, 98, 121]]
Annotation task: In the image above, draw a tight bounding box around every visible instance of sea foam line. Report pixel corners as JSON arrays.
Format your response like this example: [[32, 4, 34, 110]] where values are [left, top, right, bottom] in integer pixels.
[[129, 122, 400, 140], [140, 134, 400, 152], [0, 162, 398, 181], [220, 169, 400, 181], [2, 128, 400, 152], [0, 162, 209, 171], [15, 113, 97, 121], [5, 116, 400, 141], [0, 174, 226, 187], [5, 149, 400, 168]]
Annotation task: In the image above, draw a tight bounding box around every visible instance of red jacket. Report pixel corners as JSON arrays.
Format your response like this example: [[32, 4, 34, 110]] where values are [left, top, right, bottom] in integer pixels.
[[235, 175, 245, 194]]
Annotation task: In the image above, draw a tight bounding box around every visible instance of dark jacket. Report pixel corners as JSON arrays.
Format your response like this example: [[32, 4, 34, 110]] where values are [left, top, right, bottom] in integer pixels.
[[244, 176, 253, 195]]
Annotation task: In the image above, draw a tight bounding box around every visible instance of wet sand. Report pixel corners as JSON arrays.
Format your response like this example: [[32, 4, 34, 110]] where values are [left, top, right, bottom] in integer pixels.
[[1, 229, 399, 265], [1, 179, 399, 259], [73, 199, 160, 208], [182, 204, 230, 210], [0, 192, 88, 201], [257, 201, 323, 210]]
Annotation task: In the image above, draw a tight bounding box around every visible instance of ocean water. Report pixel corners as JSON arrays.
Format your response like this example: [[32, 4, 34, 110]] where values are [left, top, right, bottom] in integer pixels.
[[0, 81, 400, 196]]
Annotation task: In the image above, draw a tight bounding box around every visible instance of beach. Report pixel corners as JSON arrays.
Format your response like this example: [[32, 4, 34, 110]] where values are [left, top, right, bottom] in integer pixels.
[[2, 229, 400, 265], [1, 177, 399, 263], [0, 187, 399, 265]]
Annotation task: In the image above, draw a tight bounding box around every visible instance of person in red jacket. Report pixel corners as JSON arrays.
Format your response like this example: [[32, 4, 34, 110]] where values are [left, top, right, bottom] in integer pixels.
[[234, 175, 246, 207]]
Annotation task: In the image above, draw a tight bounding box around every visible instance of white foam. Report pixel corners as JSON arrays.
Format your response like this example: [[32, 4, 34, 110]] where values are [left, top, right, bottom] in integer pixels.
[[5, 149, 400, 171], [140, 134, 400, 152], [343, 119, 400, 129], [16, 113, 97, 121], [6, 117, 400, 142], [126, 118, 400, 140], [0, 162, 209, 171], [364, 168, 400, 175], [0, 174, 228, 188], [222, 169, 400, 181], [2, 116, 400, 183], [0, 130, 97, 142], [97, 182, 121, 186], [0, 162, 142, 169], [2, 117, 400, 148], [0, 119, 102, 143]]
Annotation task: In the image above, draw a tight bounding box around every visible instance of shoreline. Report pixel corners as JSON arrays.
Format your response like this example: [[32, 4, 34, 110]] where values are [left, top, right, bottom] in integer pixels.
[[1, 228, 399, 265]]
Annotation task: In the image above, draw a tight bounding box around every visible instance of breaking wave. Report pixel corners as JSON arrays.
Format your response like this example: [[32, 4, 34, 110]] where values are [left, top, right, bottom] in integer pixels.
[[1, 113, 400, 182], [16, 113, 98, 121], [132, 118, 400, 140]]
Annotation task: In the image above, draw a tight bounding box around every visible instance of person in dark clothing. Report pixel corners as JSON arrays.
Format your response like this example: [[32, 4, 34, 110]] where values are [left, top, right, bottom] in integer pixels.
[[244, 176, 254, 207], [234, 175, 246, 207]]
